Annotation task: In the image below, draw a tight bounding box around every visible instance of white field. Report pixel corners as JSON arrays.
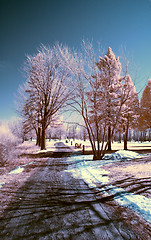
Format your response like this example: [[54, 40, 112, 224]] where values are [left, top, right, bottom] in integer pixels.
[[18, 139, 151, 154], [49, 139, 151, 151]]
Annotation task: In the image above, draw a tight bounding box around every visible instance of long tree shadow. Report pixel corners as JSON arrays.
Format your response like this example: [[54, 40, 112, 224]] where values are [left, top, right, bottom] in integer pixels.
[[0, 157, 119, 239]]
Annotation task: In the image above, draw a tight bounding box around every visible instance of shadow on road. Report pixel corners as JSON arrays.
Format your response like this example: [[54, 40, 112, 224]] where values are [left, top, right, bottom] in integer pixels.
[[0, 157, 149, 239]]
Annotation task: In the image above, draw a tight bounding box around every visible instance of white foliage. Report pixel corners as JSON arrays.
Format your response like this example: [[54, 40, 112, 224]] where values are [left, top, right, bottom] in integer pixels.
[[148, 79, 151, 85], [0, 122, 16, 144], [93, 47, 123, 126], [20, 44, 72, 149], [120, 74, 139, 126]]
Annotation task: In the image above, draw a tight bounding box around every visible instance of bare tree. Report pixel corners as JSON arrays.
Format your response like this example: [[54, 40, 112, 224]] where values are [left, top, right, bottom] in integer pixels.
[[23, 45, 71, 149], [116, 75, 139, 149], [58, 41, 104, 159], [122, 75, 139, 149]]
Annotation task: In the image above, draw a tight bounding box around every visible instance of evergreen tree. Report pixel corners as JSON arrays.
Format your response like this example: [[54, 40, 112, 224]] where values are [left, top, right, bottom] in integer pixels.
[[95, 47, 122, 151]]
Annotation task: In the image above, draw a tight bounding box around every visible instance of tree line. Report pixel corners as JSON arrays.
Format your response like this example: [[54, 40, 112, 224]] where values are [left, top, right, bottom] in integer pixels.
[[17, 42, 151, 160]]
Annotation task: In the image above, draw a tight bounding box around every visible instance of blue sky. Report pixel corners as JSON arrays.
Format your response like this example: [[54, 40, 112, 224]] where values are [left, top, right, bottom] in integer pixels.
[[0, 0, 151, 120]]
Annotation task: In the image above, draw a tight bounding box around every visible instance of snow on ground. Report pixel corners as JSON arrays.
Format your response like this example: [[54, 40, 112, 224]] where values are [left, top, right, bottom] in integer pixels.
[[112, 189, 151, 223], [66, 150, 151, 223], [8, 166, 24, 175], [109, 141, 151, 150], [0, 140, 150, 222], [16, 138, 151, 154], [0, 164, 30, 190], [0, 182, 5, 189], [15, 140, 40, 154], [103, 150, 142, 161], [106, 161, 151, 179], [116, 150, 140, 158], [64, 139, 151, 151]]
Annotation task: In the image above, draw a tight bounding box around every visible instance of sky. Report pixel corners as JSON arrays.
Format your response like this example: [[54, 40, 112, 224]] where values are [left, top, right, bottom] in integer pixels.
[[1, 0, 151, 120]]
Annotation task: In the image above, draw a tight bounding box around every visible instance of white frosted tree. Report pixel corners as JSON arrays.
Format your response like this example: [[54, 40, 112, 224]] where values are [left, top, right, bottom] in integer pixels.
[[23, 45, 71, 150], [23, 100, 41, 144], [119, 75, 139, 149], [0, 121, 16, 145], [93, 47, 123, 151], [16, 80, 42, 145]]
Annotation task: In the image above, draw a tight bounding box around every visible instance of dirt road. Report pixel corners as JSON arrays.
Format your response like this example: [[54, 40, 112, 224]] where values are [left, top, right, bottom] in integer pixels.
[[0, 156, 151, 239]]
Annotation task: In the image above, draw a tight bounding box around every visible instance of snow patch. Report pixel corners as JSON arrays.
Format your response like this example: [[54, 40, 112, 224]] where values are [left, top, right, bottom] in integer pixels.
[[0, 182, 5, 189], [9, 166, 24, 175], [116, 150, 141, 159], [66, 152, 151, 223], [112, 188, 151, 223], [103, 150, 141, 161]]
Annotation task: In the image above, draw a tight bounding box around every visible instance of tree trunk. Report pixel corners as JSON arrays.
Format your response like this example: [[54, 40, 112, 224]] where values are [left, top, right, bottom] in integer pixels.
[[143, 131, 146, 142], [107, 126, 112, 151], [140, 131, 143, 143], [41, 128, 46, 150], [22, 135, 25, 143], [41, 122, 46, 150], [36, 133, 38, 145], [36, 127, 41, 146], [83, 116, 97, 160], [95, 118, 100, 159], [133, 130, 136, 141], [124, 134, 127, 150], [119, 131, 121, 143], [123, 124, 128, 150]]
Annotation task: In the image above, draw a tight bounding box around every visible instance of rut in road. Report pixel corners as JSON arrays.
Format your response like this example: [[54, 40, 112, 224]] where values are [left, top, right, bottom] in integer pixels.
[[0, 157, 141, 240]]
